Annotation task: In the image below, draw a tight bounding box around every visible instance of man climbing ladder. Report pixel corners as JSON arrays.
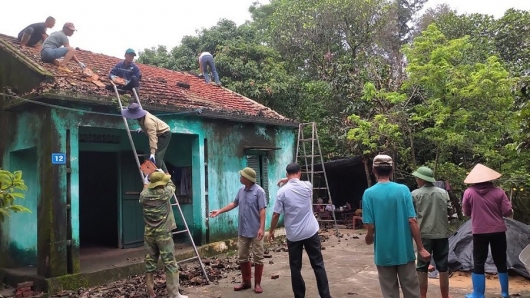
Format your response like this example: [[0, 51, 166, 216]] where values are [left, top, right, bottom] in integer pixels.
[[121, 103, 172, 173], [112, 81, 209, 297]]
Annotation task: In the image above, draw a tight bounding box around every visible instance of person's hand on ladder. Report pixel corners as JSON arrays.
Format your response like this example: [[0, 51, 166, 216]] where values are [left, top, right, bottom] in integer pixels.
[[149, 154, 156, 164]]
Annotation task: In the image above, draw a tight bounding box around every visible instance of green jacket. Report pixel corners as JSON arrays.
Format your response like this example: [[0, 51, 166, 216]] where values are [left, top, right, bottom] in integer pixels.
[[412, 183, 451, 239], [139, 180, 177, 236]]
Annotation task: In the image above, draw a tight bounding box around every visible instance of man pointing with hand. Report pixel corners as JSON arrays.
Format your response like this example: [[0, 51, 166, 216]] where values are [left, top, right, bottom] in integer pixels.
[[210, 167, 267, 294]]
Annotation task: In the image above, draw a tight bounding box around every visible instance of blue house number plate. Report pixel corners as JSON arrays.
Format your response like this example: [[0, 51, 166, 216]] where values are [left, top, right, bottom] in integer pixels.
[[51, 153, 67, 165]]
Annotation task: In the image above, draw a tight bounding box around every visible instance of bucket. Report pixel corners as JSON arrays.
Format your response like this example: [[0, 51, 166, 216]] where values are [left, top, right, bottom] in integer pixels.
[[520, 243, 530, 274]]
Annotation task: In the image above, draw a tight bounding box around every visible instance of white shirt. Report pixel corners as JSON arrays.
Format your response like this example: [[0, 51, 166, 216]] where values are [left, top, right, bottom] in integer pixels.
[[199, 52, 212, 61], [273, 178, 320, 242]]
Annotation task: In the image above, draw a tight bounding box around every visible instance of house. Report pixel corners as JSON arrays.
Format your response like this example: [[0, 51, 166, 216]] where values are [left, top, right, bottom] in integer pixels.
[[0, 33, 297, 281]]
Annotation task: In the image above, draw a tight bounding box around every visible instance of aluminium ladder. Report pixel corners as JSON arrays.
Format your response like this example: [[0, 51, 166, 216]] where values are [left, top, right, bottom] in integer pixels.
[[111, 82, 209, 284], [295, 122, 339, 235]]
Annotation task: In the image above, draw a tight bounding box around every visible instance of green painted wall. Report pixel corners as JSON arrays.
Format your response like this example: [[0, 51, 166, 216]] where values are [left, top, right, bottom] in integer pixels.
[[199, 121, 296, 242], [1, 109, 42, 268], [9, 148, 39, 265]]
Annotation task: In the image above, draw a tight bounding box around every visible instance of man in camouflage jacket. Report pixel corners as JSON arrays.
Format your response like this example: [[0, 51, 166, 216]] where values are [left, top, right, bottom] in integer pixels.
[[140, 171, 188, 298]]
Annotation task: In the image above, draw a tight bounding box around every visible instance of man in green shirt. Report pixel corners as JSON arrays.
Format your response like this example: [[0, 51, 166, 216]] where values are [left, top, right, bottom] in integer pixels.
[[140, 171, 188, 298], [412, 166, 452, 298]]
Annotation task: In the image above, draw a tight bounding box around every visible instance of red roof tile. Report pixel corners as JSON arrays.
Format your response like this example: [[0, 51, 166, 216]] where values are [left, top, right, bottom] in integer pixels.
[[0, 33, 294, 125]]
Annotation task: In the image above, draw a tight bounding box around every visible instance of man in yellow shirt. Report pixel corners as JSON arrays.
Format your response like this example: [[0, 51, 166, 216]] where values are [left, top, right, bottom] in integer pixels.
[[122, 103, 171, 173]]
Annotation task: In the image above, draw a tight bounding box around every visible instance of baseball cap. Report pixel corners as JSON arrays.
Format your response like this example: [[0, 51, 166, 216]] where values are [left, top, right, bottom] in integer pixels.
[[373, 154, 393, 167], [63, 22, 76, 31], [125, 48, 137, 56]]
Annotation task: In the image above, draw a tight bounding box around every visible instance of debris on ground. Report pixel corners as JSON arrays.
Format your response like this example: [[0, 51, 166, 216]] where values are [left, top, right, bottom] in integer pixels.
[[44, 236, 306, 298]]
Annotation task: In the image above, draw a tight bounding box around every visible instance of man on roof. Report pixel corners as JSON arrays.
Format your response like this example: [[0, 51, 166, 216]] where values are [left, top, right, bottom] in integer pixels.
[[40, 22, 86, 73], [198, 51, 221, 86], [18, 16, 55, 48], [109, 48, 142, 95]]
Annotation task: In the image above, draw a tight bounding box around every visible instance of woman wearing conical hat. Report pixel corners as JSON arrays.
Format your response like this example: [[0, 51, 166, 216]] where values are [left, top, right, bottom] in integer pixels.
[[462, 164, 513, 298]]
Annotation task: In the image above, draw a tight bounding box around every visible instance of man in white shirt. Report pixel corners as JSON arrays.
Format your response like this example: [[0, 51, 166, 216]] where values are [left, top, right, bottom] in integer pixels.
[[268, 163, 332, 298], [198, 51, 221, 86]]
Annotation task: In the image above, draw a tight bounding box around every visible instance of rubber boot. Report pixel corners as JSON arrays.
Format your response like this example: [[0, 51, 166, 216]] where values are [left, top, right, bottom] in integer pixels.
[[145, 272, 156, 298], [465, 273, 485, 298], [234, 261, 252, 291], [417, 272, 428, 298], [498, 272, 509, 298], [20, 32, 31, 46], [254, 264, 264, 294], [439, 272, 451, 298], [166, 271, 188, 298]]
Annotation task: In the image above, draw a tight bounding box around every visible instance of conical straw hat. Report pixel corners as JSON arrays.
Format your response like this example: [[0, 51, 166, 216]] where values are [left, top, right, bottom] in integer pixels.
[[464, 164, 501, 184]]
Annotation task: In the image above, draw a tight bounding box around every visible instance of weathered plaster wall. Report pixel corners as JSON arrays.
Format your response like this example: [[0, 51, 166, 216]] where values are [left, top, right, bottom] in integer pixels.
[[0, 109, 43, 268], [201, 120, 296, 242]]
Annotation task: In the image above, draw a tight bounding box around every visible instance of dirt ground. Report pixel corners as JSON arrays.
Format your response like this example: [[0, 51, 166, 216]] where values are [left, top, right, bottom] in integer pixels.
[[4, 229, 526, 298], [180, 229, 530, 298]]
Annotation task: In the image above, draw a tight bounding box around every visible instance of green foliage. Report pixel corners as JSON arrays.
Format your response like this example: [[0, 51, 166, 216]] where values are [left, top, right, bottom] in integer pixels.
[[401, 24, 515, 187], [347, 82, 405, 156], [135, 2, 530, 221], [495, 9, 530, 75], [0, 169, 30, 222]]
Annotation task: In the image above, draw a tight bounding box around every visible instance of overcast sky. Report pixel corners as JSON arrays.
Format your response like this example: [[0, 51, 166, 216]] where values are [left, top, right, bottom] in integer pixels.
[[1, 0, 529, 59]]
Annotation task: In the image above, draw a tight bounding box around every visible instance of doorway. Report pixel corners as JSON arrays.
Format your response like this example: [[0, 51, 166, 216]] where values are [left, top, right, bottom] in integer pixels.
[[79, 151, 119, 248]]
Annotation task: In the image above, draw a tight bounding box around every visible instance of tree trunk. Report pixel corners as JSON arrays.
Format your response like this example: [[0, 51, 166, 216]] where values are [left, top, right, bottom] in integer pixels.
[[363, 157, 372, 187], [433, 146, 440, 176], [408, 126, 416, 168]]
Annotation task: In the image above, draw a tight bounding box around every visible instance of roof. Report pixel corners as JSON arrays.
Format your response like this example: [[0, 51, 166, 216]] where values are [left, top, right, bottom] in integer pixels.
[[0, 33, 296, 126]]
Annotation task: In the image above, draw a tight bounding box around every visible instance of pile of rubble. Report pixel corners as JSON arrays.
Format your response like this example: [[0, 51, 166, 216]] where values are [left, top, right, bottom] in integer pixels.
[[0, 281, 43, 298], [44, 232, 359, 297]]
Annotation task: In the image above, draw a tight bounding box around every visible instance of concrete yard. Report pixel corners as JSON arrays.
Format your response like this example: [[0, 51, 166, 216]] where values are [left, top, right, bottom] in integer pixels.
[[181, 229, 530, 298]]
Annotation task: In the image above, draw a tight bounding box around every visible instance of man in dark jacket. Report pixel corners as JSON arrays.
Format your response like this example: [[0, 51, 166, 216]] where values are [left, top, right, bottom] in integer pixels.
[[110, 48, 142, 94]]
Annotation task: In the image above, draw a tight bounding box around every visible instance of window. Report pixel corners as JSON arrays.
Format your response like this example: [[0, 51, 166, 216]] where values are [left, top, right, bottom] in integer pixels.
[[246, 155, 269, 204]]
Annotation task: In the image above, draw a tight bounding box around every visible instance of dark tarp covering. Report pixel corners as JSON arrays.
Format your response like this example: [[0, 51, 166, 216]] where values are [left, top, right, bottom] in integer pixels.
[[448, 218, 530, 278]]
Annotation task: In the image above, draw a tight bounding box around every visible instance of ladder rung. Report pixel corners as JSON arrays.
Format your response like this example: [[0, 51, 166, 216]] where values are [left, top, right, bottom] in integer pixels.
[[313, 187, 328, 189], [136, 153, 148, 157], [298, 155, 320, 158], [299, 139, 315, 142], [177, 256, 199, 264], [172, 230, 188, 235]]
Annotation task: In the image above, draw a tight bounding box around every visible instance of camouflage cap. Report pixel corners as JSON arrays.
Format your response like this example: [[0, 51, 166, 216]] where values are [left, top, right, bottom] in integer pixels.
[[147, 172, 171, 189], [373, 154, 393, 167]]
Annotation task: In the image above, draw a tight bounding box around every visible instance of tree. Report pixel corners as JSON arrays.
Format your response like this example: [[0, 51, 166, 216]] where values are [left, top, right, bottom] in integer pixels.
[[138, 19, 303, 118], [0, 169, 30, 222], [402, 24, 515, 189], [495, 9, 530, 76], [347, 82, 406, 186]]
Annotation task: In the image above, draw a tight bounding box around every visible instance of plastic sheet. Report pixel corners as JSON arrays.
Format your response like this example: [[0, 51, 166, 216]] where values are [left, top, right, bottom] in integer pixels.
[[448, 218, 530, 278]]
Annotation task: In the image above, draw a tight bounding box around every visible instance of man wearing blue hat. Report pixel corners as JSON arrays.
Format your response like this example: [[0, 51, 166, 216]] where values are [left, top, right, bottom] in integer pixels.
[[412, 166, 452, 298], [110, 48, 142, 94], [121, 103, 171, 173]]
